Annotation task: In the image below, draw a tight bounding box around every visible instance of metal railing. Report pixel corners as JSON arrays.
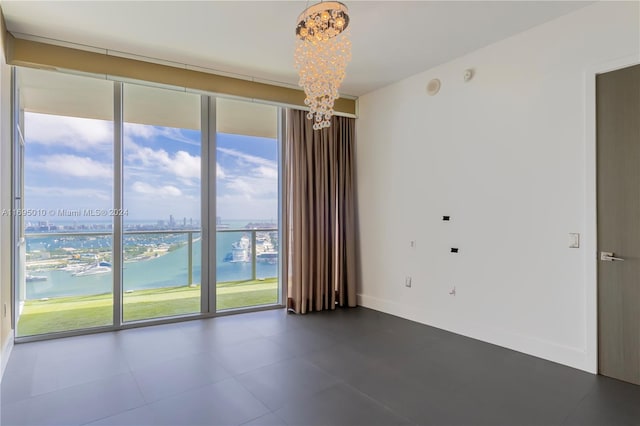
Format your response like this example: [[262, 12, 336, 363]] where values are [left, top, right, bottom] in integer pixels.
[[25, 227, 278, 284]]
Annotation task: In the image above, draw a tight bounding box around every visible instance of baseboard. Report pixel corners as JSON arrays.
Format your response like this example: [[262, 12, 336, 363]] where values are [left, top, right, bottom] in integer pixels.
[[357, 293, 592, 373], [1, 331, 14, 382]]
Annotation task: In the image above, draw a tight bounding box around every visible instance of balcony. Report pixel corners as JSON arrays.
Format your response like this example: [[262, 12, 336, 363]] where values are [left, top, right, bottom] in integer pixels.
[[17, 229, 279, 337]]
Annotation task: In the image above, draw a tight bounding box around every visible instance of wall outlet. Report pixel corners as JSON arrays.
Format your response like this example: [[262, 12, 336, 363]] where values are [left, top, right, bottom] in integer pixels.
[[405, 276, 412, 288]]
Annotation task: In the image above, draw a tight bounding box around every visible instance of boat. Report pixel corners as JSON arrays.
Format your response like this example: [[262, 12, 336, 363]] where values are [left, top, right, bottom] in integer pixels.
[[72, 257, 111, 276], [26, 275, 47, 282], [229, 235, 251, 262], [72, 264, 111, 276], [60, 264, 86, 272]]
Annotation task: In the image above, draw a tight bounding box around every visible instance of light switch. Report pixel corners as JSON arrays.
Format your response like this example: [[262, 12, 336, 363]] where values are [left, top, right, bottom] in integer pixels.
[[569, 233, 580, 248]]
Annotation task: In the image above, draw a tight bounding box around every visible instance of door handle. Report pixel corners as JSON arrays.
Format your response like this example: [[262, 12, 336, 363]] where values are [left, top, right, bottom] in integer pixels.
[[600, 251, 625, 262]]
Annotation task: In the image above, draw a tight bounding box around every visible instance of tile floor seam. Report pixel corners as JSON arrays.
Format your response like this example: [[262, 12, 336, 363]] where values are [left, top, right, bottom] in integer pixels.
[[2, 371, 140, 409], [233, 370, 279, 412], [227, 352, 299, 377], [339, 380, 417, 426], [557, 378, 601, 425], [128, 366, 154, 405], [78, 403, 153, 426], [137, 378, 223, 407]]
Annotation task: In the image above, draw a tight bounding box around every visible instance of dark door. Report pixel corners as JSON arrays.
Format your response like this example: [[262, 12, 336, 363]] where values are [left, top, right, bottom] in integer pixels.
[[597, 64, 640, 385]]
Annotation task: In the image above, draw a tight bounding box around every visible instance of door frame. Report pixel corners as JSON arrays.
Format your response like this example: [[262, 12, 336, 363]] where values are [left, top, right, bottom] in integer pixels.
[[585, 54, 640, 374]]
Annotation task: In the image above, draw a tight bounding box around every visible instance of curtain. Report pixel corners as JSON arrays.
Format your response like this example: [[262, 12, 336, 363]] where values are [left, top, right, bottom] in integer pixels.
[[282, 109, 358, 314]]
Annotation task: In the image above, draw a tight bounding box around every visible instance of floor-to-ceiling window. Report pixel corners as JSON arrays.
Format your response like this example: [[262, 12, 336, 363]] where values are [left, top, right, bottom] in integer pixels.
[[16, 69, 115, 336], [215, 99, 280, 310], [122, 83, 202, 322], [13, 68, 282, 339]]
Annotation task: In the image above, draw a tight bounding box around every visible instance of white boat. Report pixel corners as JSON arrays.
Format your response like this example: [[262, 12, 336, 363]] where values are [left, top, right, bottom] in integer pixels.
[[60, 264, 86, 272], [72, 257, 111, 276], [230, 235, 251, 262], [72, 264, 111, 276], [26, 274, 47, 282]]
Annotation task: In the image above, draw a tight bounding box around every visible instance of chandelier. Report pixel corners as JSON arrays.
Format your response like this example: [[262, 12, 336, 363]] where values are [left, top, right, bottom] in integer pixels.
[[294, 1, 351, 130]]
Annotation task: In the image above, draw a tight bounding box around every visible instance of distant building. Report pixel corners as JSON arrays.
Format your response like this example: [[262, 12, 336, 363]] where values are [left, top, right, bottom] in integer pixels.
[[245, 222, 277, 229]]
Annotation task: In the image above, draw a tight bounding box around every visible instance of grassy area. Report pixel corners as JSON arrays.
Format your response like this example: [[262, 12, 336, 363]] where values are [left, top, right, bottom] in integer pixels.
[[17, 278, 278, 336]]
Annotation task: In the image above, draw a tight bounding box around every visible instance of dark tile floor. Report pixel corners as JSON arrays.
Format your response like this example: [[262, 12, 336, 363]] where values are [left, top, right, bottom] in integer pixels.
[[1, 307, 639, 426]]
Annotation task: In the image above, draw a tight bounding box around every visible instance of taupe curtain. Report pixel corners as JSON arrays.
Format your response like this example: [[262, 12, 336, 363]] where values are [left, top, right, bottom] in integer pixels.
[[282, 109, 358, 314]]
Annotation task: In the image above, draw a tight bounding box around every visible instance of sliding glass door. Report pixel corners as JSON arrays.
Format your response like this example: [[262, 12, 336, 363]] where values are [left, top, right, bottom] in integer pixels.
[[13, 68, 282, 339]]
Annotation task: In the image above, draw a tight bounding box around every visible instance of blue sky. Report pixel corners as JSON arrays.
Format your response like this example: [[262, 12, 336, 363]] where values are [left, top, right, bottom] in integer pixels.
[[24, 112, 278, 223]]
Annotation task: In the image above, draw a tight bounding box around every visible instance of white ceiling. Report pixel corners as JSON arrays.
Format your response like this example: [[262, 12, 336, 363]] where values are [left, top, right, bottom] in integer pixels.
[[1, 1, 594, 97]]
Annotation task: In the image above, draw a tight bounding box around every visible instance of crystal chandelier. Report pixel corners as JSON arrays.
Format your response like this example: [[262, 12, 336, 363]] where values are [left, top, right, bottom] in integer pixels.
[[294, 1, 351, 130]]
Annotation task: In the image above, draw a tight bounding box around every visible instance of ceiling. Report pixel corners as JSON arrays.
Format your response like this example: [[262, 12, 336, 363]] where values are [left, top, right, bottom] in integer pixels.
[[1, 1, 594, 97]]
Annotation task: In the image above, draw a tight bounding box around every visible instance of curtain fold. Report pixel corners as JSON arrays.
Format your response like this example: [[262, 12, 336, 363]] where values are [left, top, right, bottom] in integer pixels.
[[283, 109, 358, 314]]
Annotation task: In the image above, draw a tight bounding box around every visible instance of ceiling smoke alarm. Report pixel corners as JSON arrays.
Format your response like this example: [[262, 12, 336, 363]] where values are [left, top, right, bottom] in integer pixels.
[[426, 78, 441, 96]]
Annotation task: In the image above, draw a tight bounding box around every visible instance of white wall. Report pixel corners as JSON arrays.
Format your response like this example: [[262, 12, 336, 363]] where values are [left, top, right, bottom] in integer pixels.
[[356, 1, 640, 372]]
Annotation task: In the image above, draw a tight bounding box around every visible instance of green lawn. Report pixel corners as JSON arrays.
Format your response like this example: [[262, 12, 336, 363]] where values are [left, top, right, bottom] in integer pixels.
[[17, 278, 278, 336]]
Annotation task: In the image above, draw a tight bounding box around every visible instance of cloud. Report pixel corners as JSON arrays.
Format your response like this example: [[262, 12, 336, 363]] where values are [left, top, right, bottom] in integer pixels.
[[25, 113, 112, 150], [24, 185, 111, 201], [161, 128, 201, 147], [255, 166, 278, 180], [33, 154, 112, 179], [217, 147, 277, 169], [217, 163, 226, 179], [216, 147, 278, 201], [171, 151, 201, 180], [124, 123, 158, 139], [124, 123, 200, 147], [126, 141, 201, 181], [217, 193, 278, 221], [225, 174, 278, 199], [131, 181, 182, 197]]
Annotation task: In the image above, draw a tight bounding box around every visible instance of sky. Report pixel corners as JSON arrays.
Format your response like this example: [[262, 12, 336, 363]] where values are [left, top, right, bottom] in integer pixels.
[[24, 112, 278, 224]]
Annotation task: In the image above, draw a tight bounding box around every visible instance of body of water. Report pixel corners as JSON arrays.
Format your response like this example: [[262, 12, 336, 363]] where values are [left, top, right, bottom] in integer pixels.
[[25, 228, 278, 300]]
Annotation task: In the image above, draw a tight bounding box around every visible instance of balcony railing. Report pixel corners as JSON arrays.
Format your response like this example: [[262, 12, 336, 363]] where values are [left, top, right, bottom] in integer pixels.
[[216, 228, 278, 281], [24, 228, 278, 284]]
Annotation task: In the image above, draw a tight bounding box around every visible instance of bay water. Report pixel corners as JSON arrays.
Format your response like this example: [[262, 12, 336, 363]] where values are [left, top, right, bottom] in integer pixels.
[[25, 229, 278, 300]]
